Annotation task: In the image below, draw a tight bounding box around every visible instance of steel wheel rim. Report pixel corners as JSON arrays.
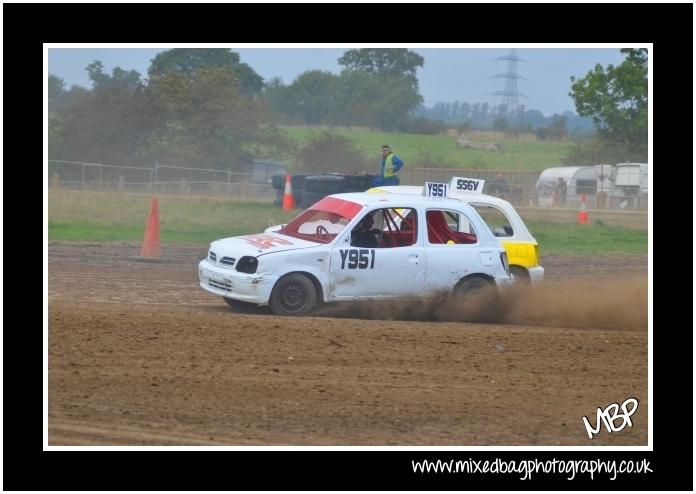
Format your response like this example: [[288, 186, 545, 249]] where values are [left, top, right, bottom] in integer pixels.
[[280, 283, 305, 311]]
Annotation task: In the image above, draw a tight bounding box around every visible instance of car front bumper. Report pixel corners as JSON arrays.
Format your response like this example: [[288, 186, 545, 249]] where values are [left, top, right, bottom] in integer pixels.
[[198, 260, 277, 304]]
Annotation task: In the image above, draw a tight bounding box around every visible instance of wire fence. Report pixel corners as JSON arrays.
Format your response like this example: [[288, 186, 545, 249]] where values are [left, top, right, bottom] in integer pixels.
[[47, 160, 278, 199], [47, 160, 648, 210]]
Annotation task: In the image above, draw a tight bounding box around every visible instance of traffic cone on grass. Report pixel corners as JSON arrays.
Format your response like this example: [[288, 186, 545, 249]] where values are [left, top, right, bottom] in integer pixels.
[[140, 197, 161, 257], [577, 193, 588, 225], [282, 175, 296, 211]]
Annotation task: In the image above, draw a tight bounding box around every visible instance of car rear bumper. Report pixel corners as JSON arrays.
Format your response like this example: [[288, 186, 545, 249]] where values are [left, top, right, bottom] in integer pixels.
[[527, 266, 545, 284], [198, 260, 276, 304]]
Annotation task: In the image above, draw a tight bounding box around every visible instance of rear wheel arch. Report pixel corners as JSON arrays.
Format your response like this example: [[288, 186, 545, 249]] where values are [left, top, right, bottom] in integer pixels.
[[453, 273, 495, 294], [509, 265, 530, 284]]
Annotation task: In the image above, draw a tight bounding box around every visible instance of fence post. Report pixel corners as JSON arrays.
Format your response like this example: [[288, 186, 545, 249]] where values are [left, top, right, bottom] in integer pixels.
[[51, 173, 60, 189], [118, 175, 125, 191], [154, 161, 159, 192], [81, 163, 85, 189], [98, 164, 103, 188]]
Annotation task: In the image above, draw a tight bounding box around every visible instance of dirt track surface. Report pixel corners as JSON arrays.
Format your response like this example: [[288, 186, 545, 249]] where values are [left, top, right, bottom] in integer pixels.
[[48, 242, 648, 445]]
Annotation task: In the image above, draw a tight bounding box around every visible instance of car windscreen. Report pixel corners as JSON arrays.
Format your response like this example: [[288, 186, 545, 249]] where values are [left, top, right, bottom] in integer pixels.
[[279, 197, 363, 244]]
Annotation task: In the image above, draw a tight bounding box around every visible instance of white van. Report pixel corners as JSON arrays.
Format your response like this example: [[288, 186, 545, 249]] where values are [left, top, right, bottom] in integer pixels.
[[611, 162, 648, 209]]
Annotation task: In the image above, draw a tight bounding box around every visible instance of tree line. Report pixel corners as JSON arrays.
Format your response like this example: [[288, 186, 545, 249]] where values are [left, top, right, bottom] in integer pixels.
[[415, 102, 595, 136], [48, 48, 648, 170]]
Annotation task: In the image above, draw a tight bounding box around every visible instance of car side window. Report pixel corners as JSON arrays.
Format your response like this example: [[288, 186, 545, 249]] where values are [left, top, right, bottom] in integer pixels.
[[470, 204, 514, 237], [351, 208, 418, 248], [426, 209, 478, 245]]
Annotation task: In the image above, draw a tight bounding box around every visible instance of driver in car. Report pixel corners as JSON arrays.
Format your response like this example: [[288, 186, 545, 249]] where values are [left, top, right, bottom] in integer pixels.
[[350, 213, 379, 248]]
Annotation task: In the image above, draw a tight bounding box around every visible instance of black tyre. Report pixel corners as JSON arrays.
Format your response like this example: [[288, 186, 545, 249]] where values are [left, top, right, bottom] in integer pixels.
[[291, 174, 309, 189], [509, 265, 531, 285], [269, 273, 317, 315], [292, 188, 304, 206], [271, 174, 285, 190], [343, 174, 375, 190], [304, 175, 346, 194], [450, 276, 499, 322], [300, 190, 328, 208], [273, 189, 284, 207]]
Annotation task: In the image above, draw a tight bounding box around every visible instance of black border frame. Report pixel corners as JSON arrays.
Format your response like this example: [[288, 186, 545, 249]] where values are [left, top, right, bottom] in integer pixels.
[[4, 2, 692, 491]]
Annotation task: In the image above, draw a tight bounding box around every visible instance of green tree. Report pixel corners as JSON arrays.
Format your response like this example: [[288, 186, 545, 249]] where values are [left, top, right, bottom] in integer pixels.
[[148, 67, 286, 170], [148, 48, 264, 95], [331, 71, 423, 130], [338, 48, 424, 87], [337, 49, 424, 130], [570, 48, 647, 159], [48, 74, 89, 112], [86, 61, 142, 92], [263, 77, 293, 122], [50, 63, 157, 164], [48, 74, 65, 101], [284, 70, 338, 124]]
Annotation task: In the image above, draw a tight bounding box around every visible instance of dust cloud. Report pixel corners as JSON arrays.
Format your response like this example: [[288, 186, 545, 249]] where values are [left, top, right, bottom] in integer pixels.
[[313, 274, 648, 331]]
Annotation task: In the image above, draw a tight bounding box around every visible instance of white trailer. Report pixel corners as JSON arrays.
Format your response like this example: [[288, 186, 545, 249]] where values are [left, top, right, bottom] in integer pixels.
[[610, 162, 648, 209], [534, 166, 604, 208]]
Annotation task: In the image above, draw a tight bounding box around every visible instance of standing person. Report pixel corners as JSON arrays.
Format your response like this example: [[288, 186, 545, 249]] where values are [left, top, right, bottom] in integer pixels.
[[556, 177, 567, 207], [371, 145, 403, 187], [489, 173, 509, 198]]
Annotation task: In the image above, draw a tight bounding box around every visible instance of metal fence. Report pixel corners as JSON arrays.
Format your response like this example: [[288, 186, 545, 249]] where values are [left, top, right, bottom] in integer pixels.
[[47, 160, 278, 199], [48, 160, 647, 210], [399, 168, 647, 210]]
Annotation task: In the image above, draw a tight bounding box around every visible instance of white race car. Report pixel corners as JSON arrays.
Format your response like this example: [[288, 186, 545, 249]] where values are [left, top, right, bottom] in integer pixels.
[[369, 180, 544, 284], [199, 190, 513, 315]]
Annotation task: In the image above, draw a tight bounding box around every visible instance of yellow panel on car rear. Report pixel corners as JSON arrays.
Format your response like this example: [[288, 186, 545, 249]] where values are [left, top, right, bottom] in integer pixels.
[[501, 241, 539, 268]]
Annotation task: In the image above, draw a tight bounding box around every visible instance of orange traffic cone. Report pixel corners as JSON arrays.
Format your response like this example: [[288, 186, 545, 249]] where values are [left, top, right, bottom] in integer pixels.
[[282, 175, 296, 211], [578, 193, 588, 224], [141, 197, 161, 257]]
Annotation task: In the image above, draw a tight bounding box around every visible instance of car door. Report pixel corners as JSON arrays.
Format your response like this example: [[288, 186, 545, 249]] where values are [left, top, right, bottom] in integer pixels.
[[423, 207, 491, 292], [328, 207, 426, 299]]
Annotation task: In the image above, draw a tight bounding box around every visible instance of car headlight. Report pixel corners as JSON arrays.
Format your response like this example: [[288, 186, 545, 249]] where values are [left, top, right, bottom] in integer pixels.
[[236, 256, 258, 274]]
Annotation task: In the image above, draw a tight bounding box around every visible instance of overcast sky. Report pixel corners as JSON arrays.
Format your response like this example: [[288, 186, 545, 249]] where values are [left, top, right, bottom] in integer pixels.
[[47, 47, 628, 116]]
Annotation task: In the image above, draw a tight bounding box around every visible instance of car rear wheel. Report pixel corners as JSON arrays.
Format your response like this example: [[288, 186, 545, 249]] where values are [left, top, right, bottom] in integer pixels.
[[509, 266, 530, 285], [451, 276, 499, 322], [269, 273, 317, 316]]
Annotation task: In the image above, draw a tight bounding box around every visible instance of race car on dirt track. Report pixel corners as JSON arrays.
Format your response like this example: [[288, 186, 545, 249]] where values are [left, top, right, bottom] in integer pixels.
[[369, 179, 544, 284], [199, 182, 514, 316]]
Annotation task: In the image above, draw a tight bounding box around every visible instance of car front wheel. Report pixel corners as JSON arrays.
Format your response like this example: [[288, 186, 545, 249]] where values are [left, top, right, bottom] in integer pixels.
[[269, 273, 317, 316]]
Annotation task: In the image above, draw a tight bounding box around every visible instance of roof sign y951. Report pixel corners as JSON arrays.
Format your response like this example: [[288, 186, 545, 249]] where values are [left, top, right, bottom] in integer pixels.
[[424, 182, 448, 198]]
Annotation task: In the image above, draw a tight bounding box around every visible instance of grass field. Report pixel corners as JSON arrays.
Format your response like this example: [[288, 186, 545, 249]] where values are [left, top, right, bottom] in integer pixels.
[[48, 190, 297, 244], [48, 190, 647, 255], [281, 126, 572, 172]]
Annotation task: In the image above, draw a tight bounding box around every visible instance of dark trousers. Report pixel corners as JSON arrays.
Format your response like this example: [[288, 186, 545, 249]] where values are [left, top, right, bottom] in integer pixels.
[[371, 175, 400, 187]]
